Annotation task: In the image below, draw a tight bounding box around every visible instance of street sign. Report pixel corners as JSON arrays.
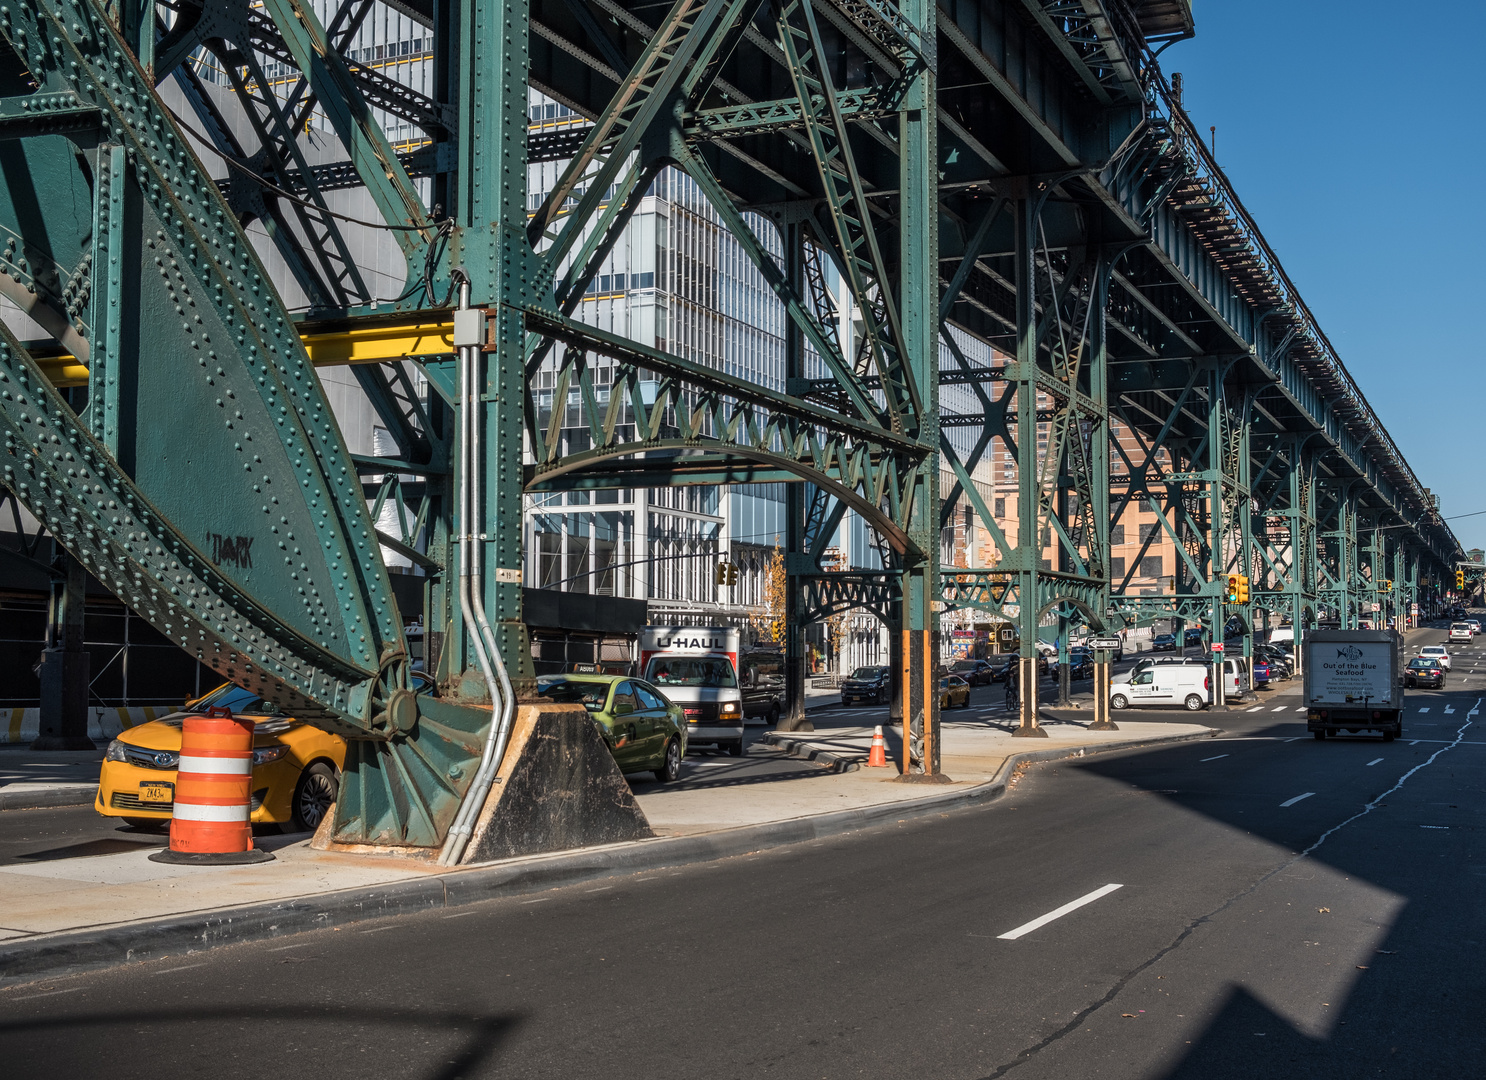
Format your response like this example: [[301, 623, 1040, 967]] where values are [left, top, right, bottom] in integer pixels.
[[1211, 642, 1225, 652], [1089, 636, 1122, 650]]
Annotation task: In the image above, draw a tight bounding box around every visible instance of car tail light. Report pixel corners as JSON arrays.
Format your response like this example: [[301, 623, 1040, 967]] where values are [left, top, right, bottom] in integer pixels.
[[1372, 711, 1381, 720]]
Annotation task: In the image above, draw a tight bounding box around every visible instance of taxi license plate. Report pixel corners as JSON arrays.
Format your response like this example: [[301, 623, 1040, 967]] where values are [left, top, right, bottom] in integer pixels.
[[138, 783, 174, 804]]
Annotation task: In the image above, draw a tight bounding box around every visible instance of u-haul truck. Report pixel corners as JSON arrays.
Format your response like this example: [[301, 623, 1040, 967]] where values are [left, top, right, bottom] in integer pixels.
[[639, 626, 745, 756]]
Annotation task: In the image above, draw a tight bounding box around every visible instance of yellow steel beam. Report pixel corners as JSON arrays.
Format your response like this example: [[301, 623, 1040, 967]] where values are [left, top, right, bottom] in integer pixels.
[[35, 320, 456, 388]]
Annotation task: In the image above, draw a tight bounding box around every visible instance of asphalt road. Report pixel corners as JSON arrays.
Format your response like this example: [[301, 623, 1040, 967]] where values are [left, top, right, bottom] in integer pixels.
[[3, 628, 1482, 1079]]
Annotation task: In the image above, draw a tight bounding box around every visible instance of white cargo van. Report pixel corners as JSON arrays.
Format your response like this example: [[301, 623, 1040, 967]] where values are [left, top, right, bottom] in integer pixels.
[[1129, 654, 1248, 698], [1110, 665, 1210, 711], [639, 627, 746, 756]]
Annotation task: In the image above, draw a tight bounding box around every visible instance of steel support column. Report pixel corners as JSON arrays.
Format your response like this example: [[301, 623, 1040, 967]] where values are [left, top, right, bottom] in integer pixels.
[[1011, 194, 1044, 737], [780, 227, 811, 733], [897, 0, 941, 775], [32, 547, 93, 750]]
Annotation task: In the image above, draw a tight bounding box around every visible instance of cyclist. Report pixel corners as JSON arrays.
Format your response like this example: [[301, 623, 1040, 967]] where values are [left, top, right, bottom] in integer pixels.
[[1004, 672, 1019, 712]]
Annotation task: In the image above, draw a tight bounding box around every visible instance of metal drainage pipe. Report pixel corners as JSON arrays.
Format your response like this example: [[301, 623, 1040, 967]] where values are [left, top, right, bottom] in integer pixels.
[[437, 282, 516, 867]]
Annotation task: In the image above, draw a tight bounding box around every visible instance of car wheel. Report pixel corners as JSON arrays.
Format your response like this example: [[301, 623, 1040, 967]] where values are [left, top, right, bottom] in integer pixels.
[[878, 688, 888, 705], [1111, 694, 1129, 711], [725, 738, 746, 757], [1184, 694, 1205, 711], [653, 738, 682, 783], [768, 704, 780, 727], [1383, 730, 1396, 743], [1314, 730, 1327, 741], [291, 762, 339, 833]]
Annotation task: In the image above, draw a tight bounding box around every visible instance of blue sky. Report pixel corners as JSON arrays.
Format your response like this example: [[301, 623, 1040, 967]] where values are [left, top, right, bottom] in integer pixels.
[[1165, 3, 1485, 554]]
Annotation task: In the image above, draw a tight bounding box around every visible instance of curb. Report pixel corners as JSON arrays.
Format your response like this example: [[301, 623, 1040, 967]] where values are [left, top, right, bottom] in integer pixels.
[[0, 784, 98, 811], [0, 725, 1216, 989], [764, 732, 866, 771]]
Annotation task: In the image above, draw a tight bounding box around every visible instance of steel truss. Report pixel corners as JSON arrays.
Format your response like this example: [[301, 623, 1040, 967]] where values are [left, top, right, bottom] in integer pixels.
[[0, 0, 1464, 851]]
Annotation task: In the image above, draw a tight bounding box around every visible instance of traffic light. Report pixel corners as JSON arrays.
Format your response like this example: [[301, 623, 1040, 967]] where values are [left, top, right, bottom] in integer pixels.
[[715, 562, 738, 586], [1226, 573, 1240, 602], [1236, 575, 1250, 603], [1458, 570, 1466, 590]]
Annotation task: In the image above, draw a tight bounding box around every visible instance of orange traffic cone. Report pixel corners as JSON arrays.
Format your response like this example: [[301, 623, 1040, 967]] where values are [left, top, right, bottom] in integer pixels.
[[867, 725, 888, 767]]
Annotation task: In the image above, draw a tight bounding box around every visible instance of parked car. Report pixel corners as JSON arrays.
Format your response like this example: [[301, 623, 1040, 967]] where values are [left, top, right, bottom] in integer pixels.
[[1183, 627, 1205, 646], [1110, 665, 1210, 711], [840, 665, 891, 706], [1403, 657, 1446, 690], [1251, 658, 1271, 687], [94, 680, 380, 832], [1151, 633, 1177, 652], [949, 659, 994, 686], [1469, 620, 1482, 636], [1417, 645, 1451, 671], [939, 674, 971, 710], [1255, 647, 1292, 680], [1052, 650, 1093, 681], [536, 674, 687, 780], [991, 653, 1050, 681]]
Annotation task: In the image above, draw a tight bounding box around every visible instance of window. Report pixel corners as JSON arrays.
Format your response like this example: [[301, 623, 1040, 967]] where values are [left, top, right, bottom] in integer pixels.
[[1110, 524, 1125, 546], [1139, 522, 1159, 543], [1109, 556, 1126, 580], [994, 498, 1005, 518], [1140, 556, 1163, 578], [635, 685, 666, 710], [611, 681, 640, 714]]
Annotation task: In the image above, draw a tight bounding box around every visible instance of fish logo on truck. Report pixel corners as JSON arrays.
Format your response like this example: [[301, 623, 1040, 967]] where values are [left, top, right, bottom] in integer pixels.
[[1335, 645, 1364, 662]]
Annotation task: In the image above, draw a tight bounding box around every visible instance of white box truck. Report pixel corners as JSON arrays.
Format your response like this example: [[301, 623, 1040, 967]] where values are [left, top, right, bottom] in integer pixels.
[[639, 626, 746, 756], [1303, 629, 1402, 741]]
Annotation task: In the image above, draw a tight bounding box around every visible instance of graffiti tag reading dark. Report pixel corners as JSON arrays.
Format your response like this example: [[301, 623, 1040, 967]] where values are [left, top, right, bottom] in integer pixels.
[[209, 534, 255, 569]]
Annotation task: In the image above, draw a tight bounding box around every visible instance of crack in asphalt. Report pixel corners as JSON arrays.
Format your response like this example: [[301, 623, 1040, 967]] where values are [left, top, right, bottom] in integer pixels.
[[974, 705, 1478, 1079]]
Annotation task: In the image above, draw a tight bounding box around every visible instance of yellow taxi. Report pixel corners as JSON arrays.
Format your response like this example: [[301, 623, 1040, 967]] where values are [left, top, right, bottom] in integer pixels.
[[95, 682, 355, 833], [939, 674, 972, 710]]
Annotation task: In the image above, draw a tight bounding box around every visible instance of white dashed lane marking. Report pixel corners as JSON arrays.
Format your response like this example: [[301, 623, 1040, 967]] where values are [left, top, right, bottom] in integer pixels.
[[1366, 758, 1384, 766], [1281, 792, 1316, 807], [997, 884, 1124, 941]]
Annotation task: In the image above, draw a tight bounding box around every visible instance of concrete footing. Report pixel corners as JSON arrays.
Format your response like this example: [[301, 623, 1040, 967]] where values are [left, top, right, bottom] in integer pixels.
[[463, 704, 653, 863]]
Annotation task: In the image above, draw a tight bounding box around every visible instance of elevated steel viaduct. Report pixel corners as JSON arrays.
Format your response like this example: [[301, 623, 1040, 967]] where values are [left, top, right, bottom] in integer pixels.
[[0, 0, 1462, 850]]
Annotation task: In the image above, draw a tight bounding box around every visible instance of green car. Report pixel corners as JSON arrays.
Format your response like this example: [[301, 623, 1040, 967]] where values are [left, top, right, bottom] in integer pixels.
[[535, 675, 687, 782]]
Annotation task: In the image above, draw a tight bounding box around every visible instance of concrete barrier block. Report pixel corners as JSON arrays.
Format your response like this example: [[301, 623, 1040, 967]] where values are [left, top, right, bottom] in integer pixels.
[[463, 703, 653, 862]]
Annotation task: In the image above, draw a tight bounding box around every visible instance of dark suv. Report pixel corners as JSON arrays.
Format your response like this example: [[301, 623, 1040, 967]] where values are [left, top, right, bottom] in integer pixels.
[[740, 650, 786, 725], [841, 666, 891, 706]]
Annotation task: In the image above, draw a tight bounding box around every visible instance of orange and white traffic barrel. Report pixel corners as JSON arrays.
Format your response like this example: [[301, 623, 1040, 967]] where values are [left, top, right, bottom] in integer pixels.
[[148, 706, 274, 865]]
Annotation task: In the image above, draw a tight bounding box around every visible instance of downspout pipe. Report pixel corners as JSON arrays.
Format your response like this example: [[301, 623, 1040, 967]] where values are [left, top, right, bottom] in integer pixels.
[[438, 279, 517, 867]]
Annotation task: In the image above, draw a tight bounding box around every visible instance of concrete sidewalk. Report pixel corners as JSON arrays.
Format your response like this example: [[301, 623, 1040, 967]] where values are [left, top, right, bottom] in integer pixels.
[[0, 717, 1212, 986]]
